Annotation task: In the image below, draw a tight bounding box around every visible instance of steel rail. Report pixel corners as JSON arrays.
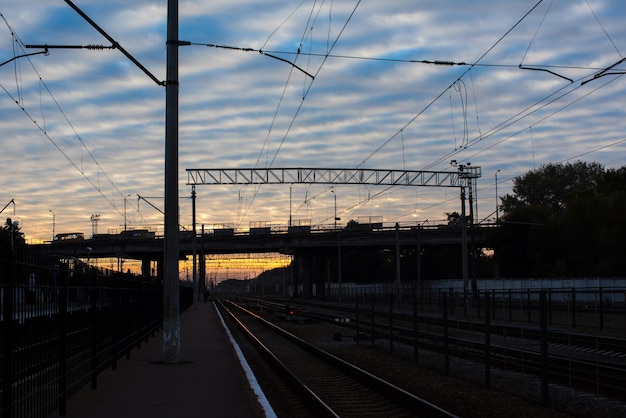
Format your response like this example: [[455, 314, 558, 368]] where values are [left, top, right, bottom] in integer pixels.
[[220, 299, 458, 418]]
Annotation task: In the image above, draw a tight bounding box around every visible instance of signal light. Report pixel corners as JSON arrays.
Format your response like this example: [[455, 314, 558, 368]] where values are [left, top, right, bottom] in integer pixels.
[[285, 304, 295, 318]]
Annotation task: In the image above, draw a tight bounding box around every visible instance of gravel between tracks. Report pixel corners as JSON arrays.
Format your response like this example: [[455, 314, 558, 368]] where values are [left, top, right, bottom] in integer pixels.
[[278, 319, 626, 418]]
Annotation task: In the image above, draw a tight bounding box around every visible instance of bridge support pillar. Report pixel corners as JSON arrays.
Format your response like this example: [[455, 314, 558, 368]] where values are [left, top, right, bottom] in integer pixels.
[[292, 254, 304, 298], [199, 252, 206, 296], [141, 258, 152, 279], [313, 255, 328, 300], [292, 253, 328, 300], [155, 256, 164, 283]]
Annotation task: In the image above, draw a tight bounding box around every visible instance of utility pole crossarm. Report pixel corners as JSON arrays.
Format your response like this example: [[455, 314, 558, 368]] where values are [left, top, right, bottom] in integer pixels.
[[0, 199, 15, 214], [63, 0, 164, 86], [186, 167, 481, 188]]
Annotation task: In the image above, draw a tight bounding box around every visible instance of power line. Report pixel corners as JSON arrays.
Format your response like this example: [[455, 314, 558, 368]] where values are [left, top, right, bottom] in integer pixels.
[[200, 43, 609, 73], [357, 0, 546, 169], [462, 73, 624, 163], [0, 14, 129, 218], [190, 2, 622, 225], [585, 0, 622, 58], [0, 81, 125, 218], [232, 0, 363, 227]]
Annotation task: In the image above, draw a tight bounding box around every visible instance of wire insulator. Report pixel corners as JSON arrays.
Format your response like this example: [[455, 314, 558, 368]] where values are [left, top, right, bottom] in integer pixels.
[[433, 60, 454, 66], [85, 44, 109, 50]]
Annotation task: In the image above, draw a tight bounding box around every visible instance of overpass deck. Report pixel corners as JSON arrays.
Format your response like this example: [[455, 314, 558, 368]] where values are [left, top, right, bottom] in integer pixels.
[[33, 224, 491, 260]]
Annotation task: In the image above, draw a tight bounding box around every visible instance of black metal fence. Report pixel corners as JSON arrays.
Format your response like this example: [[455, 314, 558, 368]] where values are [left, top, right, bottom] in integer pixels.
[[351, 290, 626, 406], [325, 283, 626, 332], [1, 254, 192, 418]]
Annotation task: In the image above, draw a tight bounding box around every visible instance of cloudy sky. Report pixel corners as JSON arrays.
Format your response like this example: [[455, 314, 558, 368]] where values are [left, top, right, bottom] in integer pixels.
[[1, 0, 625, 243]]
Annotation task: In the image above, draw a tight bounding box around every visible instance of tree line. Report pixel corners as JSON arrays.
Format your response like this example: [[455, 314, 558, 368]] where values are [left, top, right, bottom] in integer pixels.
[[491, 161, 626, 278]]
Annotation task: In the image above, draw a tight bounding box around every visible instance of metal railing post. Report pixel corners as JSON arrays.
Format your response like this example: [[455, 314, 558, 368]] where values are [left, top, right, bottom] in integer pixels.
[[443, 292, 449, 375], [485, 291, 491, 388], [2, 257, 15, 418], [58, 266, 68, 416], [540, 290, 549, 406], [90, 268, 99, 389]]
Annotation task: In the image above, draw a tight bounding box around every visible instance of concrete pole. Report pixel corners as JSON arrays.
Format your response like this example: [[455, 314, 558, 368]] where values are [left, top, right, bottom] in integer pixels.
[[395, 222, 401, 290], [192, 186, 198, 309], [495, 170, 500, 222], [163, 0, 180, 363], [200, 224, 206, 296], [460, 187, 469, 295], [468, 178, 477, 295]]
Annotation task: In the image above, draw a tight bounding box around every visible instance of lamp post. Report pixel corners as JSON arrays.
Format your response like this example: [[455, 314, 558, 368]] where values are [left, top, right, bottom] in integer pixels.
[[49, 209, 55, 241], [451, 160, 470, 297], [331, 189, 337, 230], [289, 184, 292, 228], [90, 214, 100, 237], [495, 170, 500, 222], [330, 189, 342, 301], [123, 194, 131, 231]]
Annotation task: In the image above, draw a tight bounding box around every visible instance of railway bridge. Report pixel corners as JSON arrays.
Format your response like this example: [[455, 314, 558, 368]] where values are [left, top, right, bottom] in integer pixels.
[[31, 223, 490, 298]]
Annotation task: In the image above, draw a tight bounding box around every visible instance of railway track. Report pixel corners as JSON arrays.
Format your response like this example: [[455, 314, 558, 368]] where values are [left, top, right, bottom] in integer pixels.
[[217, 299, 457, 418], [233, 296, 626, 402]]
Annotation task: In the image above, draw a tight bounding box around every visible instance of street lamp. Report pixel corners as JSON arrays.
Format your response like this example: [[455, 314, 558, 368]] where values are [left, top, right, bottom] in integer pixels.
[[330, 188, 342, 301], [49, 209, 55, 241], [330, 188, 341, 229], [495, 170, 501, 222], [123, 194, 131, 231], [90, 214, 100, 236]]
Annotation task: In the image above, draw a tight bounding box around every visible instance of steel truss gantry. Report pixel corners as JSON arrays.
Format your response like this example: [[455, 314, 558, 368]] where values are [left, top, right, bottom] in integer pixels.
[[186, 166, 481, 187], [186, 166, 481, 295]]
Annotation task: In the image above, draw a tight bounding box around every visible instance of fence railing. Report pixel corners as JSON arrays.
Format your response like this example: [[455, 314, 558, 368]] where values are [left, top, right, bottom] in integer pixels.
[[350, 291, 626, 405], [324, 284, 626, 332], [262, 279, 626, 332], [1, 256, 192, 418]]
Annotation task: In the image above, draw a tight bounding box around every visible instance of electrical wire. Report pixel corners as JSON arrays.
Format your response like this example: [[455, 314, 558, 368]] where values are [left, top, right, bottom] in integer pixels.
[[234, 0, 362, 227], [357, 0, 546, 169], [1, 14, 129, 218], [585, 0, 622, 58], [5, 3, 624, 231], [202, 43, 610, 73], [0, 81, 125, 218], [335, 0, 625, 224]]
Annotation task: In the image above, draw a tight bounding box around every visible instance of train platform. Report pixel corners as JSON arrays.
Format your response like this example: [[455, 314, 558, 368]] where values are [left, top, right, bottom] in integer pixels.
[[55, 300, 273, 418]]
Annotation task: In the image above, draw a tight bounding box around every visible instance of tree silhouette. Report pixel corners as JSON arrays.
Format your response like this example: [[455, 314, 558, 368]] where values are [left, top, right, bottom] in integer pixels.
[[492, 161, 626, 277]]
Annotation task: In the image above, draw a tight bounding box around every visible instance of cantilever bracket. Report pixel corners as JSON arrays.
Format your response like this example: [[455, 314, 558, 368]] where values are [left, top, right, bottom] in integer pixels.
[[519, 65, 573, 83]]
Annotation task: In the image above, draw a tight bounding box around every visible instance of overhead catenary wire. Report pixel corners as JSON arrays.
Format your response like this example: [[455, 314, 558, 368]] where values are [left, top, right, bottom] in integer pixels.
[[276, 0, 564, 224], [252, 49, 609, 72], [357, 0, 546, 169], [199, 1, 328, 227], [197, 9, 616, 224], [0, 81, 126, 218], [461, 73, 624, 164], [4, 3, 624, 232], [584, 0, 622, 58], [192, 4, 619, 218], [201, 42, 610, 72], [199, 5, 623, 223], [229, 0, 363, 227], [421, 1, 625, 171], [0, 13, 131, 219], [195, 43, 314, 79], [376, 0, 624, 187], [337, 0, 625, 224]]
